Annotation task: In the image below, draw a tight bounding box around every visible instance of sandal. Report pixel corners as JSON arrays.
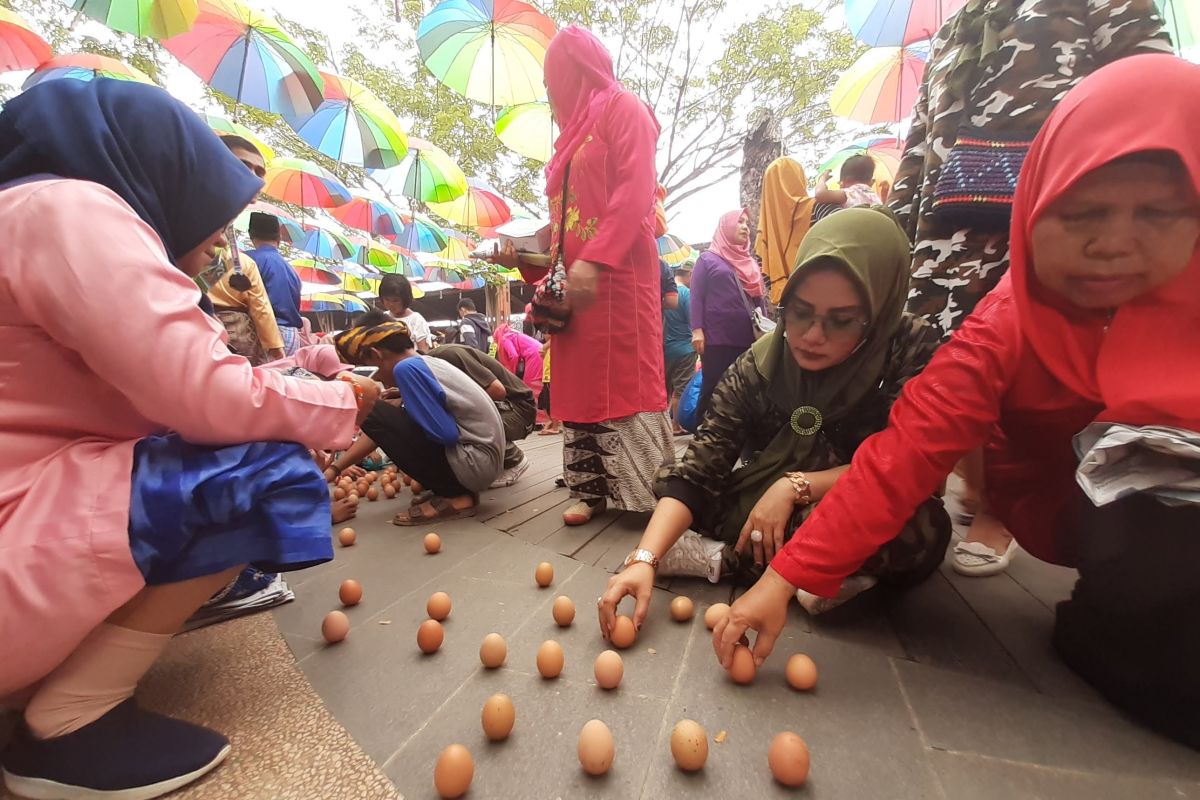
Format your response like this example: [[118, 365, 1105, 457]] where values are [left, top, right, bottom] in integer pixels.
[[563, 498, 606, 526], [392, 496, 477, 527], [410, 489, 434, 506], [951, 538, 1017, 577], [538, 427, 561, 436]]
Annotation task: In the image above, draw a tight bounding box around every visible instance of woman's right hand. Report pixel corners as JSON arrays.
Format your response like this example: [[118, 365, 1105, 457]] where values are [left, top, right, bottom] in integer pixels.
[[488, 242, 521, 271], [597, 562, 655, 640], [691, 329, 705, 356]]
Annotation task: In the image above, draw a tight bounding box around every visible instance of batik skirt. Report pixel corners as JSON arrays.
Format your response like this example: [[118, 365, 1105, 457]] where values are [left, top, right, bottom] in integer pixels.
[[563, 411, 674, 512]]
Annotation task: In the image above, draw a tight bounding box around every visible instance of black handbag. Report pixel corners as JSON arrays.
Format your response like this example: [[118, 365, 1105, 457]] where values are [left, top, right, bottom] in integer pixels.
[[526, 166, 573, 333]]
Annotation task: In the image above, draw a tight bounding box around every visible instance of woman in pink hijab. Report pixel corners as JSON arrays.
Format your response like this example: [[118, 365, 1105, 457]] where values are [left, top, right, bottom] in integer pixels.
[[691, 209, 767, 417], [492, 323, 544, 403]]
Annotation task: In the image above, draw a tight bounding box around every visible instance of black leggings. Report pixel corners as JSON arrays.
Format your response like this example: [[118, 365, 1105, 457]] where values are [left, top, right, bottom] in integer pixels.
[[1053, 490, 1199, 749], [360, 403, 470, 498], [698, 343, 749, 421]]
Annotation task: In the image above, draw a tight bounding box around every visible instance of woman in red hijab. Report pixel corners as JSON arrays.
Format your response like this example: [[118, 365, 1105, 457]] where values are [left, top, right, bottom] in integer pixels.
[[712, 54, 1200, 748], [500, 26, 671, 526]]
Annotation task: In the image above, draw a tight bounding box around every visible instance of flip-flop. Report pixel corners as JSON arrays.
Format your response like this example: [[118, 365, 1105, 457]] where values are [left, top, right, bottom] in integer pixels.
[[951, 538, 1017, 577], [392, 496, 477, 527], [538, 428, 561, 436]]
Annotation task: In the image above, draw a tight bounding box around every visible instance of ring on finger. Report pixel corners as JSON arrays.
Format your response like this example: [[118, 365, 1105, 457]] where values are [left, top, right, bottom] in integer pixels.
[[750, 529, 763, 543]]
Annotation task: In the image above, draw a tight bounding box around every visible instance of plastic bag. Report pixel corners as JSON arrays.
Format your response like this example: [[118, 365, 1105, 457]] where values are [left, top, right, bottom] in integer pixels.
[[677, 368, 703, 434]]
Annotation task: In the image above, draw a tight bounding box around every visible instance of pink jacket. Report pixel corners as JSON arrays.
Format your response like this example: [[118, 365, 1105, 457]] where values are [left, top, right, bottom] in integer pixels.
[[0, 181, 357, 696]]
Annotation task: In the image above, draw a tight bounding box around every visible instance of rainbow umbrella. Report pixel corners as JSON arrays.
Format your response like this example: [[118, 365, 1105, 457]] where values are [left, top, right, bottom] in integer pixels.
[[844, 0, 967, 47], [262, 157, 351, 209], [1158, 0, 1198, 49], [295, 226, 355, 260], [202, 112, 275, 161], [416, 0, 556, 107], [70, 0, 199, 39], [234, 201, 305, 242], [24, 54, 155, 88], [162, 0, 323, 118], [338, 270, 378, 293], [382, 245, 426, 278], [350, 236, 399, 269], [1, 8, 52, 73], [291, 258, 342, 286], [494, 101, 553, 162], [428, 177, 512, 228], [436, 233, 475, 264], [657, 234, 696, 267], [288, 71, 409, 169], [303, 291, 369, 313], [372, 137, 468, 204], [329, 195, 405, 237], [819, 135, 903, 184], [830, 41, 930, 124], [389, 211, 450, 253]]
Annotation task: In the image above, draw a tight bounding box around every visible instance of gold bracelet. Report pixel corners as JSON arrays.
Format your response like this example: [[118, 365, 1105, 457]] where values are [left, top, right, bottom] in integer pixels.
[[784, 471, 813, 506]]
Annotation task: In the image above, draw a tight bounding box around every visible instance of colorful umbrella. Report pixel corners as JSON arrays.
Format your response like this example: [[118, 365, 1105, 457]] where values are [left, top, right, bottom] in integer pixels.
[[428, 177, 512, 228], [844, 0, 967, 47], [24, 54, 156, 88], [416, 0, 556, 107], [234, 201, 305, 242], [819, 135, 903, 184], [1158, 0, 1198, 50], [288, 71, 409, 169], [437, 233, 475, 263], [389, 211, 450, 253], [0, 8, 52, 73], [494, 101, 553, 162], [372, 137, 468, 204], [657, 234, 696, 267], [295, 226, 355, 260], [830, 42, 930, 124], [382, 245, 426, 278], [162, 0, 324, 118], [329, 195, 405, 237], [262, 157, 352, 209], [302, 291, 369, 313], [337, 271, 378, 293], [350, 236, 400, 269], [291, 258, 342, 286], [202, 112, 275, 161], [70, 0, 199, 39]]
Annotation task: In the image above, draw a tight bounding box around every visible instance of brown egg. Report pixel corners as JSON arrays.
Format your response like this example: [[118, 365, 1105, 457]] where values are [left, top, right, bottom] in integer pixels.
[[786, 654, 818, 691], [536, 640, 564, 679], [593, 650, 623, 690], [577, 719, 615, 776], [384, 484, 397, 498], [534, 561, 554, 587], [479, 633, 507, 668], [417, 619, 444, 654], [704, 602, 730, 630], [426, 591, 452, 621], [552, 595, 575, 627], [729, 645, 756, 685], [768, 731, 810, 787], [339, 579, 363, 606], [356, 482, 369, 496], [480, 693, 515, 741], [333, 487, 347, 500], [366, 487, 379, 501], [424, 533, 441, 554], [610, 615, 636, 649], [669, 719, 709, 772], [433, 743, 473, 799], [347, 492, 359, 503], [337, 527, 356, 547], [321, 610, 349, 643], [669, 596, 694, 622]]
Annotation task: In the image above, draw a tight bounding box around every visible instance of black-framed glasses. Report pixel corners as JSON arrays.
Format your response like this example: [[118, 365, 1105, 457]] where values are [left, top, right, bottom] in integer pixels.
[[776, 305, 868, 342]]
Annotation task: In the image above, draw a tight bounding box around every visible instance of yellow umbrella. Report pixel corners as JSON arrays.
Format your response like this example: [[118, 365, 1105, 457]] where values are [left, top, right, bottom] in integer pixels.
[[830, 42, 930, 124]]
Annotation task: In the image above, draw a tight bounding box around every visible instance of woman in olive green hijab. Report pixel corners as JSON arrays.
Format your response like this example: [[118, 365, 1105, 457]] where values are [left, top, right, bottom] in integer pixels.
[[597, 208, 952, 638]]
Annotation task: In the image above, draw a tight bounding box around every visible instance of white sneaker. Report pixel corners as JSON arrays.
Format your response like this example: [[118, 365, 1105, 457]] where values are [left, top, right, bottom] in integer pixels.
[[658, 532, 724, 583], [489, 457, 530, 489], [795, 575, 878, 615]]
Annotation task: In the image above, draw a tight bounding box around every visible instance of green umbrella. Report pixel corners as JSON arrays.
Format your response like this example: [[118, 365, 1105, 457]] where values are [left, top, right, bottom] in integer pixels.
[[372, 137, 468, 204], [71, 0, 198, 39]]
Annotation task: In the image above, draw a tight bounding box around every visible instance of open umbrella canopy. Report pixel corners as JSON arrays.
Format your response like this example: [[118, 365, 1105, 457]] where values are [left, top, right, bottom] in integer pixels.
[[263, 157, 352, 209], [1, 8, 52, 73], [819, 135, 903, 184], [349, 236, 399, 269], [288, 71, 409, 169], [234, 201, 305, 242], [428, 177, 512, 228], [295, 226, 355, 260], [830, 41, 929, 124], [372, 137, 468, 204], [416, 0, 556, 107], [844, 0, 967, 46], [382, 245, 426, 278], [494, 101, 553, 162], [202, 112, 275, 161], [162, 0, 323, 118], [1158, 0, 1197, 49], [291, 258, 342, 286], [24, 53, 156, 88], [657, 234, 696, 267], [388, 210, 450, 253], [70, 0, 199, 39], [329, 194, 405, 237], [302, 291, 369, 313]]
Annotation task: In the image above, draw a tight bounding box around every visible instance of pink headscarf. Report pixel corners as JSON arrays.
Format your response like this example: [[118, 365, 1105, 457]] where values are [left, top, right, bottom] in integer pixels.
[[709, 210, 764, 298]]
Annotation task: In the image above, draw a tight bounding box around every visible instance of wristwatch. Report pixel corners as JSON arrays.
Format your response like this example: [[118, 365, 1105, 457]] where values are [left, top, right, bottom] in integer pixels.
[[622, 548, 660, 571], [784, 471, 814, 505]]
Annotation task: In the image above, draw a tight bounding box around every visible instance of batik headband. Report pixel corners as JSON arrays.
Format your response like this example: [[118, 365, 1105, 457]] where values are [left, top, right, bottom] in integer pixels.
[[334, 321, 412, 362]]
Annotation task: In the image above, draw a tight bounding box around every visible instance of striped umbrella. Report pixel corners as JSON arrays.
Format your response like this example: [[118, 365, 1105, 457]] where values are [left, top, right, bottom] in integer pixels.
[[844, 0, 967, 46], [295, 226, 355, 260], [830, 42, 930, 124], [372, 137, 468, 204], [302, 291, 369, 313], [262, 158, 352, 209], [657, 234, 696, 267], [383, 245, 426, 278], [819, 135, 903, 184], [0, 8, 52, 73], [234, 201, 304, 242], [494, 101, 553, 162], [389, 211, 450, 253], [202, 112, 275, 161], [428, 177, 512, 228], [70, 0, 199, 39], [291, 258, 342, 286], [288, 71, 409, 169], [329, 195, 405, 237], [349, 236, 399, 269], [24, 54, 155, 88]]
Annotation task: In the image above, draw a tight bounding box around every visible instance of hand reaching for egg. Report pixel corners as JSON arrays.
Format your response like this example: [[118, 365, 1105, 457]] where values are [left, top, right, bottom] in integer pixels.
[[712, 566, 794, 671], [597, 562, 654, 641]]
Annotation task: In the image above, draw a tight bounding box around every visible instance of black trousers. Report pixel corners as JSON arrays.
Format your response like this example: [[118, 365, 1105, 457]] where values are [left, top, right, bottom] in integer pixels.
[[1053, 490, 1199, 749], [361, 403, 469, 498], [698, 344, 749, 421], [499, 397, 537, 469]]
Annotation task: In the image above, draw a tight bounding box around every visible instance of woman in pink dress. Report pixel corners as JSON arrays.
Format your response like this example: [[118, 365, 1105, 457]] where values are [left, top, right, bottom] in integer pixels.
[[492, 322, 544, 403], [0, 81, 378, 798]]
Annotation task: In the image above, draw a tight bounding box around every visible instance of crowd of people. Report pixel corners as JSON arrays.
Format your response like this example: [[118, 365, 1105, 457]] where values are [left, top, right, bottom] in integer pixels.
[[1, 2, 1197, 797]]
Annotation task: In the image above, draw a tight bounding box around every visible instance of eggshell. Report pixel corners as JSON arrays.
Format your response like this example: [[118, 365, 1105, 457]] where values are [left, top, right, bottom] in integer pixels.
[[339, 579, 363, 606], [347, 492, 359, 502], [552, 595, 575, 627], [593, 650, 623, 690], [427, 591, 452, 621], [479, 633, 507, 668], [704, 603, 730, 630], [384, 484, 397, 498], [321, 610, 349, 643], [366, 487, 379, 501], [536, 640, 564, 679], [417, 619, 444, 654], [333, 487, 347, 500], [424, 533, 441, 554], [433, 743, 473, 799], [534, 561, 554, 587], [729, 645, 756, 685], [768, 731, 810, 787], [356, 482, 369, 496], [577, 719, 614, 776], [786, 654, 818, 691], [669, 719, 709, 772], [337, 528, 356, 547], [669, 596, 694, 622], [610, 615, 636, 649], [480, 693, 515, 741]]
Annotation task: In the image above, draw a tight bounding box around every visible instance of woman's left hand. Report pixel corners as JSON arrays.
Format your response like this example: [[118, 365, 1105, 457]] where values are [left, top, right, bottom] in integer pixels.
[[567, 260, 601, 310], [736, 478, 796, 567], [713, 566, 795, 669]]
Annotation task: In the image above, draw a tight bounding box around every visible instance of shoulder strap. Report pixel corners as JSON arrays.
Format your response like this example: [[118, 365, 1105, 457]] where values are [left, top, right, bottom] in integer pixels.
[[555, 163, 571, 267]]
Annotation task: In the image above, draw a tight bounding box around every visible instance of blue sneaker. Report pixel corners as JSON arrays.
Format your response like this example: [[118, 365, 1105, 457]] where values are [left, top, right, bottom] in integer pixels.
[[1, 699, 229, 800]]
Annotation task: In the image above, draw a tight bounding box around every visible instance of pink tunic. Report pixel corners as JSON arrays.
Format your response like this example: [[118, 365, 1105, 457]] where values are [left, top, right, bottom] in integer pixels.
[[494, 326, 544, 400], [0, 181, 357, 697]]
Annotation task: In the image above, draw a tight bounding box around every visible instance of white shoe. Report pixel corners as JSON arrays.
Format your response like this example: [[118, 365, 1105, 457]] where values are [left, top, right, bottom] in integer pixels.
[[489, 457, 530, 489], [796, 575, 878, 615], [951, 538, 1016, 577], [658, 532, 724, 582]]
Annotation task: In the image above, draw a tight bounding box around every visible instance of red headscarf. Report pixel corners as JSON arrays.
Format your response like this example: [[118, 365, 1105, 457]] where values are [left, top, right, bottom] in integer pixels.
[[542, 26, 624, 195], [709, 209, 764, 298], [1010, 54, 1200, 428]]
